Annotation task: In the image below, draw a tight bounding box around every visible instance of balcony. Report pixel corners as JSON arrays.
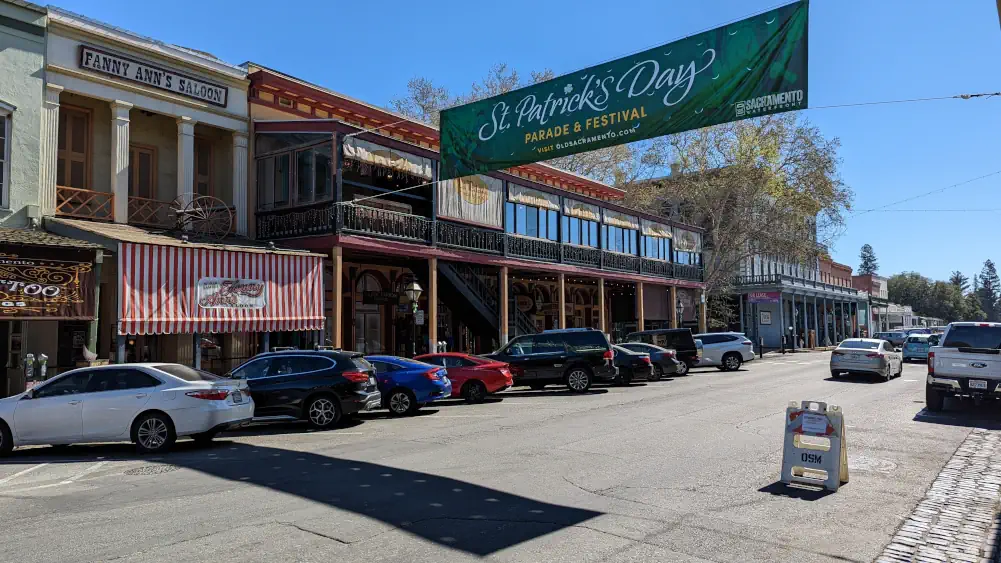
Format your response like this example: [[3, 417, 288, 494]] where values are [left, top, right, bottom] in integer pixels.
[[254, 203, 704, 283], [734, 274, 861, 296], [127, 196, 173, 228], [56, 187, 113, 222], [437, 221, 503, 254]]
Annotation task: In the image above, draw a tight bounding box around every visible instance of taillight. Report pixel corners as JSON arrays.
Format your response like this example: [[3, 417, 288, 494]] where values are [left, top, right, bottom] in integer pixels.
[[603, 350, 614, 361], [342, 371, 370, 383], [510, 365, 524, 377], [743, 340, 753, 346], [664, 350, 675, 358], [423, 368, 443, 381], [186, 390, 230, 401], [928, 351, 935, 375], [865, 353, 880, 358], [642, 356, 652, 365]]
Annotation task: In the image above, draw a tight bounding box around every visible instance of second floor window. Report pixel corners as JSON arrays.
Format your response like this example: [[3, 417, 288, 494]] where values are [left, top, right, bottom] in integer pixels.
[[562, 216, 598, 247], [128, 145, 156, 199], [642, 236, 670, 260], [194, 138, 212, 196], [505, 202, 558, 241], [603, 225, 637, 254]]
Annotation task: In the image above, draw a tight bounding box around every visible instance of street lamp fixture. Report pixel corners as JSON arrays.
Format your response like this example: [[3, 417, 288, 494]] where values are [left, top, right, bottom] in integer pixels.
[[404, 281, 423, 305]]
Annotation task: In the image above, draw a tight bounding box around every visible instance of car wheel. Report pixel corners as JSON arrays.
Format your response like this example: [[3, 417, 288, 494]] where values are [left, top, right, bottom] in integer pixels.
[[830, 370, 841, 379], [675, 361, 689, 376], [306, 395, 341, 429], [883, 364, 892, 382], [926, 384, 945, 412], [0, 420, 12, 456], [462, 381, 487, 404], [722, 353, 742, 372], [566, 368, 592, 393], [191, 430, 218, 445], [133, 412, 176, 454], [388, 389, 418, 416], [896, 360, 903, 377], [649, 364, 663, 382]]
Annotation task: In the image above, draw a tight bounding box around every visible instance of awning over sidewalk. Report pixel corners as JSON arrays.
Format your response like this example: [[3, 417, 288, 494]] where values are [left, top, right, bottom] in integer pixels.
[[44, 218, 325, 335], [118, 242, 324, 335]]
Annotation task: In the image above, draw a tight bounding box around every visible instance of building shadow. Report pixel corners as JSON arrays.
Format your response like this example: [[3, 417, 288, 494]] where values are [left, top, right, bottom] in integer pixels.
[[171, 442, 602, 555], [758, 481, 836, 501], [0, 441, 602, 555]]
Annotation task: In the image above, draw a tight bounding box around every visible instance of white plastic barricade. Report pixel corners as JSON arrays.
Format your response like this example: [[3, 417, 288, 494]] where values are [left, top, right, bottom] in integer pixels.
[[781, 400, 849, 492]]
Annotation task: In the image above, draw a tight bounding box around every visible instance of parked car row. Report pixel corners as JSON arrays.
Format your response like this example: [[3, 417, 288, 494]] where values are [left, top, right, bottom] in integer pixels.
[[0, 327, 758, 456]]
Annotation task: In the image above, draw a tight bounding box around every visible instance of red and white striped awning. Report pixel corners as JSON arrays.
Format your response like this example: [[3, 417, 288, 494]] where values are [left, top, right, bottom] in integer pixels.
[[118, 242, 324, 335]]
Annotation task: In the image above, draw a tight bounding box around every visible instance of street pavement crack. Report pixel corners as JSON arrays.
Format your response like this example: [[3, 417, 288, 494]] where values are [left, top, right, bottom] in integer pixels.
[[276, 521, 351, 544]]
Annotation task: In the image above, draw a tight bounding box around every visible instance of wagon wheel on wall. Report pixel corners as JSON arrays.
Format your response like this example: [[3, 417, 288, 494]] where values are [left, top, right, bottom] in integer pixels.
[[170, 194, 233, 240]]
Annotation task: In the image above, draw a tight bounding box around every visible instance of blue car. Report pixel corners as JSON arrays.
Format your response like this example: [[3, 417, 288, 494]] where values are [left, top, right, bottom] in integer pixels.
[[364, 356, 452, 416]]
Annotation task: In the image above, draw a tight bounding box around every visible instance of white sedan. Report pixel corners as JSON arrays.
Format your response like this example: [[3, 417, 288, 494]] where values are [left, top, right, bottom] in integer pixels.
[[694, 332, 756, 371], [0, 363, 253, 455]]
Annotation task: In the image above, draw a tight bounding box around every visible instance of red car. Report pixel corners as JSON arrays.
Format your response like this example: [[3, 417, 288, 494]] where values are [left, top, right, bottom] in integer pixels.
[[414, 353, 513, 403]]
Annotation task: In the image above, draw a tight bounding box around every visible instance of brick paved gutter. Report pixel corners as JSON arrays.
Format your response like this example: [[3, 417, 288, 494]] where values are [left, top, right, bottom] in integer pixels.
[[877, 429, 1001, 563]]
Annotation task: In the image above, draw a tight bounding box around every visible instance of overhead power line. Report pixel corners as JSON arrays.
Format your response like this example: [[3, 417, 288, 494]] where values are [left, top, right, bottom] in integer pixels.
[[809, 92, 1001, 111], [853, 169, 1001, 216]]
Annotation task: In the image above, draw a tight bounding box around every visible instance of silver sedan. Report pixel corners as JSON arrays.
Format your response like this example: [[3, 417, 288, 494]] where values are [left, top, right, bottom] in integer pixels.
[[830, 338, 902, 382]]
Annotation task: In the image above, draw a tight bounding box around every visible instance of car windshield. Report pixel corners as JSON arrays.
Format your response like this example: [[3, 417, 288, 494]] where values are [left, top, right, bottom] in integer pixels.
[[942, 326, 1001, 349], [838, 341, 880, 350], [906, 336, 927, 344], [153, 364, 223, 381]]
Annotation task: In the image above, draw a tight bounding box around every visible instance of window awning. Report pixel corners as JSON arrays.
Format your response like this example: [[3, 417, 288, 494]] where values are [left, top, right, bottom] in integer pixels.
[[344, 137, 432, 180], [563, 198, 600, 222], [641, 219, 672, 239]]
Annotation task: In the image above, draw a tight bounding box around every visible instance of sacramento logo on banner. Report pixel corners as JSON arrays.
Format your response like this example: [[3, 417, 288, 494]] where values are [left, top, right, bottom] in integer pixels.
[[439, 0, 808, 181]]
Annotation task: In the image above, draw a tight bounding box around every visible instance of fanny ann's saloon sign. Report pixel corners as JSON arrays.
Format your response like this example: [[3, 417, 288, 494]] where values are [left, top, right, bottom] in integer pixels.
[[197, 278, 267, 309], [439, 0, 808, 180], [79, 46, 229, 107], [0, 249, 95, 320]]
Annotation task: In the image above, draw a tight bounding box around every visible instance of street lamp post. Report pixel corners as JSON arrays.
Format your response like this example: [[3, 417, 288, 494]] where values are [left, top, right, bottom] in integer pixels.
[[676, 299, 685, 327], [404, 280, 423, 357]]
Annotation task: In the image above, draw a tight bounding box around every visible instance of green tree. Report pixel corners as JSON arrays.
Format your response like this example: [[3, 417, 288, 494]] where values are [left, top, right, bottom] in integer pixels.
[[966, 290, 988, 321], [858, 244, 878, 275], [624, 114, 851, 327], [888, 272, 932, 315], [949, 271, 970, 293], [977, 260, 1000, 321]]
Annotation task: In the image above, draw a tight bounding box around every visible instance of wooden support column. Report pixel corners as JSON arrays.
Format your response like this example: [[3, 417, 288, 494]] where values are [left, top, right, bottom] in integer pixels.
[[428, 257, 438, 353], [499, 266, 509, 344], [86, 251, 103, 355], [331, 246, 343, 348], [598, 278, 606, 335], [558, 273, 566, 329], [636, 281, 645, 332], [670, 286, 678, 328]]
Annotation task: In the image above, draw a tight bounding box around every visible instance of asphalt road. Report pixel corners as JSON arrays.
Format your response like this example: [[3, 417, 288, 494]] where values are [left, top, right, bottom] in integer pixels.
[[0, 353, 990, 563]]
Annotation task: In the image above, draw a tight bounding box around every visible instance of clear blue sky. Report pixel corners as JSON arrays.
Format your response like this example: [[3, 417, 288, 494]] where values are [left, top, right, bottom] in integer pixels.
[[52, 0, 1001, 283]]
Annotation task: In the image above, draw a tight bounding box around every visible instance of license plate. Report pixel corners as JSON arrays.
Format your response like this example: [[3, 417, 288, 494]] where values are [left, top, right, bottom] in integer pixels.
[[970, 380, 988, 390], [231, 391, 243, 403]]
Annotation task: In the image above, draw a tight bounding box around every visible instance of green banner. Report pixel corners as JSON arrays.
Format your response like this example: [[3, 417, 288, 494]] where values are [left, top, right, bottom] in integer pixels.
[[440, 1, 808, 181]]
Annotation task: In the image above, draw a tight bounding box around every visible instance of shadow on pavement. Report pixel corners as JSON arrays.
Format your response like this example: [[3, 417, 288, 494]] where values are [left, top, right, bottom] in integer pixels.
[[173, 442, 602, 555], [354, 408, 440, 420], [913, 404, 1001, 430], [758, 481, 835, 501], [0, 441, 602, 556], [824, 375, 886, 384], [496, 388, 609, 399]]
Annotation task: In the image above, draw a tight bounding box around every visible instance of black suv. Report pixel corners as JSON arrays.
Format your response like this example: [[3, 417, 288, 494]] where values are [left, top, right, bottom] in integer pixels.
[[624, 329, 701, 375], [484, 328, 616, 392], [229, 350, 381, 429]]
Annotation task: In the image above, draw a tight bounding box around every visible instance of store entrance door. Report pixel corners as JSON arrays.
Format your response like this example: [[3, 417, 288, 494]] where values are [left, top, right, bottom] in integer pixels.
[[355, 306, 382, 354]]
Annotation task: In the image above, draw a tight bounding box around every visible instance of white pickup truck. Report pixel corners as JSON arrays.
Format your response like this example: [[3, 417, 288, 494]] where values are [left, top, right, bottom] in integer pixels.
[[926, 322, 1001, 411]]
